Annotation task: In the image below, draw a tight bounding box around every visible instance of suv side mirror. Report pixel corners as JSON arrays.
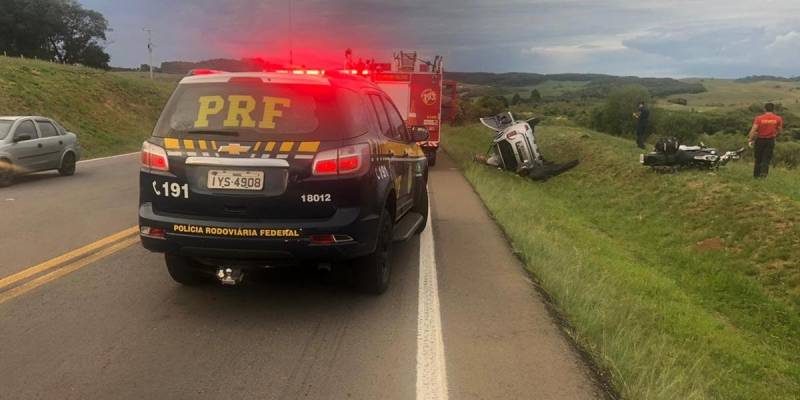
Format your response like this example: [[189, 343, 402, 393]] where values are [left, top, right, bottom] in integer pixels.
[[408, 126, 429, 142], [13, 134, 32, 142]]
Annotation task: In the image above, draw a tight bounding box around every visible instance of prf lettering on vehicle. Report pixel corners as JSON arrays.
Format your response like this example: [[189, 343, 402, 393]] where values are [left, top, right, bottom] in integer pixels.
[[194, 96, 292, 129]]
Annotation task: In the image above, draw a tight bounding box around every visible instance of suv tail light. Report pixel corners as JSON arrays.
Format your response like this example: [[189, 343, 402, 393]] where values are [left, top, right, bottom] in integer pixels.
[[312, 143, 370, 176], [141, 141, 169, 172]]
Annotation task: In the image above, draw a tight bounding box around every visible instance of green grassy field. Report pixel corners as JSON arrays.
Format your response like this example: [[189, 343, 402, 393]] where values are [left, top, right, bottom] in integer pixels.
[[111, 70, 183, 84], [443, 124, 800, 399], [660, 78, 800, 113], [460, 80, 590, 100], [510, 80, 590, 98], [0, 57, 178, 159]]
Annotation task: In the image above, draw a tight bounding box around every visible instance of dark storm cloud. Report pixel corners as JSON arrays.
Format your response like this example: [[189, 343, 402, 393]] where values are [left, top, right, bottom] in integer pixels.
[[82, 0, 800, 77]]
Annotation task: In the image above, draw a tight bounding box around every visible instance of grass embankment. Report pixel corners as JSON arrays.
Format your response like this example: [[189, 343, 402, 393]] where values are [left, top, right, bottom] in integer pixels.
[[443, 124, 800, 399], [0, 56, 178, 159]]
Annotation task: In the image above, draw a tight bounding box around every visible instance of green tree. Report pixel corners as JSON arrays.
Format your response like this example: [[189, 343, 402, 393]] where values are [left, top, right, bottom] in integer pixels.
[[651, 110, 701, 143], [453, 100, 480, 125], [511, 93, 522, 105], [54, 2, 110, 67], [477, 96, 506, 115], [0, 0, 110, 69], [529, 89, 542, 102], [495, 95, 509, 109], [452, 97, 508, 125], [590, 84, 651, 137]]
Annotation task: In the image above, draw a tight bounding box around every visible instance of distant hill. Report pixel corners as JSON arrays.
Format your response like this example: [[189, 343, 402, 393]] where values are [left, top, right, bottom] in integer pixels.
[[445, 72, 612, 87], [658, 78, 800, 114], [160, 58, 283, 75], [736, 75, 800, 83], [444, 72, 707, 98]]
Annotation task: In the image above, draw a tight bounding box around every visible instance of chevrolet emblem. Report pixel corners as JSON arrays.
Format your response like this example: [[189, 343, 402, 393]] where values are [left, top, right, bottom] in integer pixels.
[[217, 143, 251, 155]]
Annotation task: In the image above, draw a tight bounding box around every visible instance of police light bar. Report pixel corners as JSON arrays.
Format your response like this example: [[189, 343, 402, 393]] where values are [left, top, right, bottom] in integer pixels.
[[338, 69, 370, 76], [274, 69, 326, 76]]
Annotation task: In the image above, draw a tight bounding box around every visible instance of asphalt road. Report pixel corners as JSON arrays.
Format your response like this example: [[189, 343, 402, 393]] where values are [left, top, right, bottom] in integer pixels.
[[0, 152, 603, 400]]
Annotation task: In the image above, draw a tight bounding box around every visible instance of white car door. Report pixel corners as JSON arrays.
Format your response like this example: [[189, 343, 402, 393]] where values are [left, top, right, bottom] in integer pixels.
[[35, 119, 65, 169], [10, 119, 45, 172]]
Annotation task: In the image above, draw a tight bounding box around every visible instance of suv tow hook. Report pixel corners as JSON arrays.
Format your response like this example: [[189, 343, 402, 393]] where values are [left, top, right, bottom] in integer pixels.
[[216, 267, 244, 286]]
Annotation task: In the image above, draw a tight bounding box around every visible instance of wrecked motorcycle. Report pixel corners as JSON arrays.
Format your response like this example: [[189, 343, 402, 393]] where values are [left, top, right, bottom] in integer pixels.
[[641, 137, 745, 171], [475, 112, 578, 181]]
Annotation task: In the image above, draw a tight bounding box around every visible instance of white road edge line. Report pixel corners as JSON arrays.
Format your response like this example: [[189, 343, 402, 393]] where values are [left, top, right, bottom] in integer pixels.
[[77, 152, 138, 164], [417, 198, 449, 400]]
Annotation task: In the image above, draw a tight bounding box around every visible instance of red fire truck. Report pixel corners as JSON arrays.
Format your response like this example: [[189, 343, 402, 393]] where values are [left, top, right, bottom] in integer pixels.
[[344, 51, 448, 166]]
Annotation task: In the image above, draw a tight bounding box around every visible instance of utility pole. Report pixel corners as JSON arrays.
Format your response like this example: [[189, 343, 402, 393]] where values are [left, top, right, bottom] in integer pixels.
[[143, 28, 154, 80]]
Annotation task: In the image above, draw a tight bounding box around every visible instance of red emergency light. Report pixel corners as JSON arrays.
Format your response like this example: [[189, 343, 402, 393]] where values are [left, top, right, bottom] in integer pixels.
[[338, 69, 370, 76], [277, 69, 326, 76]]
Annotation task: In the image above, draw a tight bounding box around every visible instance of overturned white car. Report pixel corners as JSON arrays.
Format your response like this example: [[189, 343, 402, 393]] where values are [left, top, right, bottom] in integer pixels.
[[475, 112, 578, 181]]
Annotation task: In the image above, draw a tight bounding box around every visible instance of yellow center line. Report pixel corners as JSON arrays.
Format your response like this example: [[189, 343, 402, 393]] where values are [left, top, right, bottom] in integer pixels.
[[0, 237, 140, 306], [0, 226, 138, 291]]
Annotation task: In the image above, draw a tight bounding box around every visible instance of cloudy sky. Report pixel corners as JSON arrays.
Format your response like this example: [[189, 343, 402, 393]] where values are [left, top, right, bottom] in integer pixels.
[[81, 0, 800, 78]]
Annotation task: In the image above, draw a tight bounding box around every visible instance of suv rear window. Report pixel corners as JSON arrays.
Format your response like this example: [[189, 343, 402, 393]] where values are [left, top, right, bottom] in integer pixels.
[[153, 81, 369, 141]]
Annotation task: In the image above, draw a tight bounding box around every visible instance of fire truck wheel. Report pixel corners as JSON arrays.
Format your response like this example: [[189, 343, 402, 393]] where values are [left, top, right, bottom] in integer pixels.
[[424, 149, 437, 167]]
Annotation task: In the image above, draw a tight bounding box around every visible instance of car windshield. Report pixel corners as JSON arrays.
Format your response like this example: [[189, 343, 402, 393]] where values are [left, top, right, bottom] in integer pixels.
[[153, 81, 370, 141], [0, 120, 12, 139]]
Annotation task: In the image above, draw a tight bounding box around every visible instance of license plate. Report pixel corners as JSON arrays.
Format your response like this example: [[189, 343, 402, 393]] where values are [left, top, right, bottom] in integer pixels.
[[207, 170, 264, 191]]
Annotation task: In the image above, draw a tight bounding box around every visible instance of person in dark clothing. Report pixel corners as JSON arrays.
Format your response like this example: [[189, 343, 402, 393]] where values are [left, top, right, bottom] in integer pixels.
[[748, 103, 783, 178], [634, 101, 650, 149]]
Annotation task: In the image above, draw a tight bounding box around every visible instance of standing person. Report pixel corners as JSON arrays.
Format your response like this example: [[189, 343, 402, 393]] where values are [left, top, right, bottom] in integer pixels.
[[634, 101, 650, 149], [748, 102, 783, 178]]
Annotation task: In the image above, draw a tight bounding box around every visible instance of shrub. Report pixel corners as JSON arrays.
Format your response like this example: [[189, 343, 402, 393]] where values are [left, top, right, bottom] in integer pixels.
[[529, 89, 542, 102], [477, 96, 507, 115], [451, 96, 508, 125], [589, 84, 651, 137], [773, 141, 800, 168], [697, 134, 800, 168], [703, 111, 751, 135], [652, 110, 703, 143]]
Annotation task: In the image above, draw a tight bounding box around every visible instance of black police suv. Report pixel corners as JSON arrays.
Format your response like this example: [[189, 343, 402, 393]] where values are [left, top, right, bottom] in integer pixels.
[[139, 70, 429, 294]]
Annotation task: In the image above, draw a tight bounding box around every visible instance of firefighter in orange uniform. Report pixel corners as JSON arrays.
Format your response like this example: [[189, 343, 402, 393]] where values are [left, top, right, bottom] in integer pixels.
[[748, 103, 783, 178]]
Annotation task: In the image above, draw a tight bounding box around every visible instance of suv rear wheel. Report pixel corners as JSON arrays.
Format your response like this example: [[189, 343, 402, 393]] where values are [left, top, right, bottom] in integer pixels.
[[165, 253, 206, 286], [412, 182, 429, 234], [355, 209, 393, 295]]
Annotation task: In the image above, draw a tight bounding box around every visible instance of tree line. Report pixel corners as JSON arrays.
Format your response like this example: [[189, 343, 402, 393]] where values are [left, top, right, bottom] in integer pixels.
[[0, 0, 111, 69], [452, 90, 542, 125]]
